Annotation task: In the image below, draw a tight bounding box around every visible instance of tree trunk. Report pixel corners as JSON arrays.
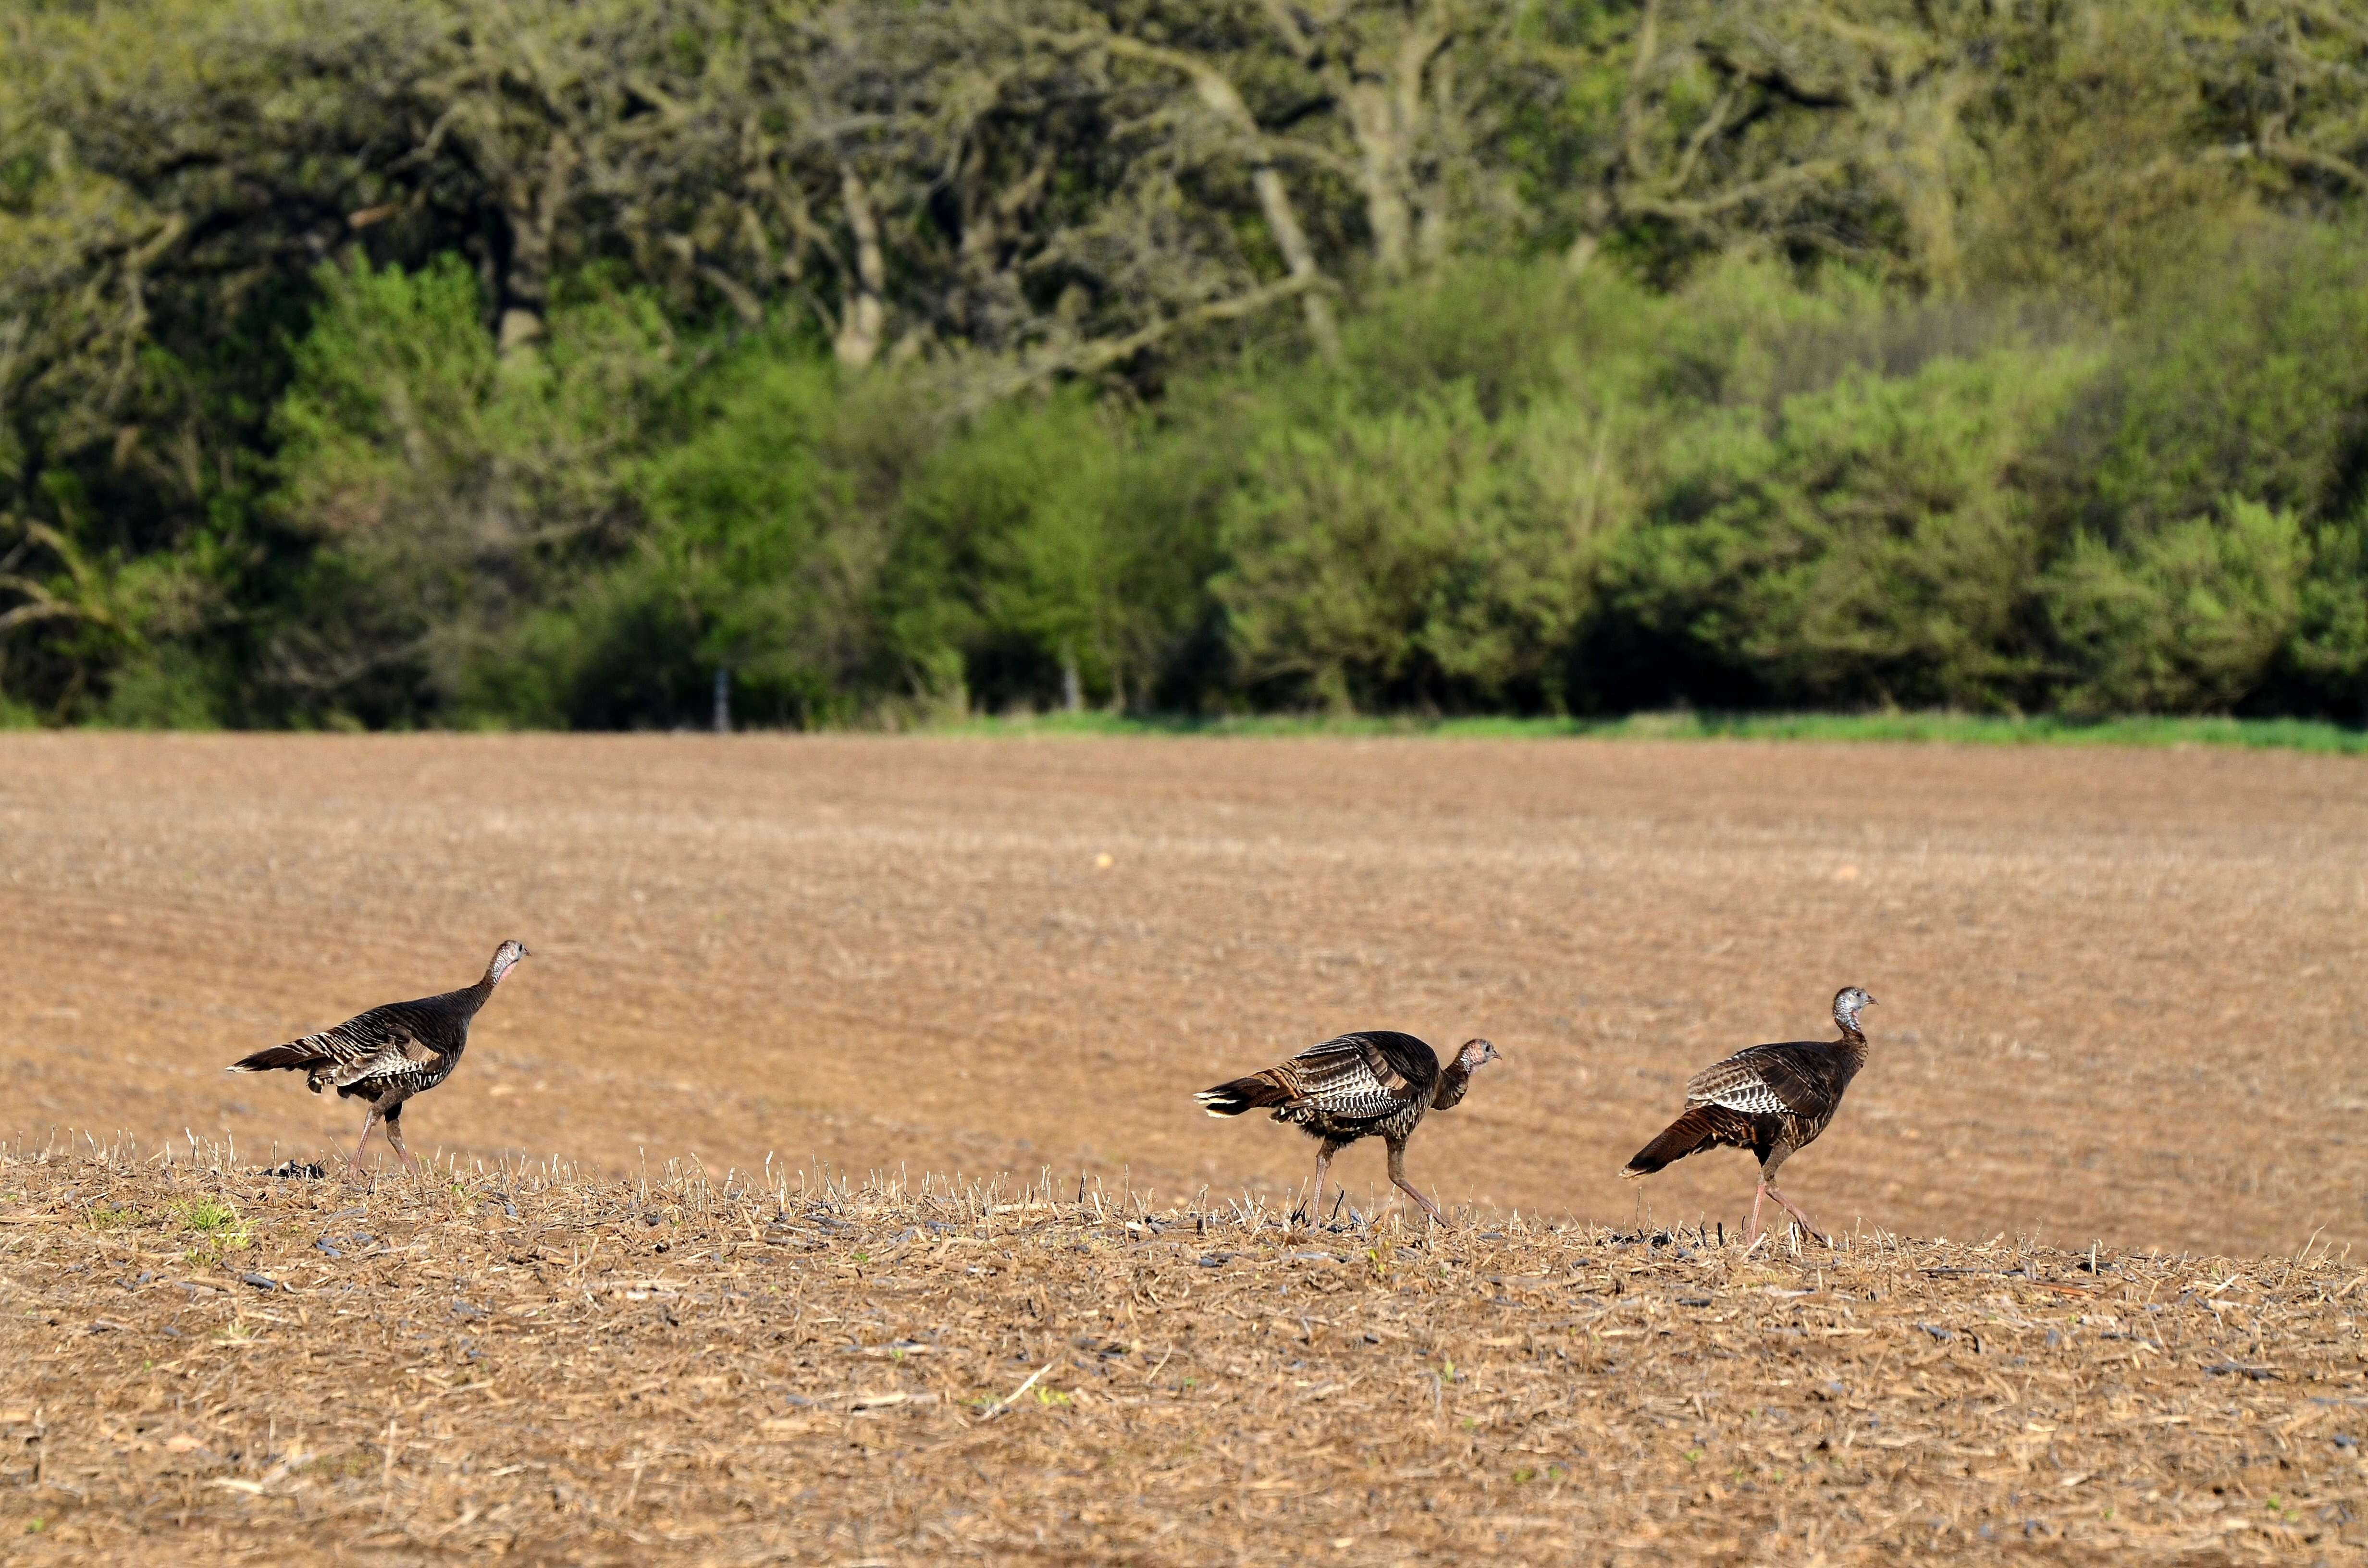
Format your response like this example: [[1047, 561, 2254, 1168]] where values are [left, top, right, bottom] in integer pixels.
[[1863, 69, 1973, 295], [499, 138, 580, 355], [1174, 66, 1338, 359], [1061, 29, 1341, 360], [1246, 161, 1339, 358], [1262, 2, 1457, 279], [1341, 80, 1417, 278], [833, 163, 887, 370]]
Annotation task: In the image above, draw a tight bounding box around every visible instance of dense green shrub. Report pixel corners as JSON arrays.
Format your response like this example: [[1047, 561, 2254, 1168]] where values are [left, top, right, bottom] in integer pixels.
[[2280, 510, 2368, 720], [1217, 384, 1621, 712], [33, 236, 2368, 728], [270, 256, 676, 724], [2077, 226, 2368, 532], [879, 393, 1093, 713], [2044, 501, 2308, 715], [1605, 347, 2099, 710], [1321, 261, 1662, 421]]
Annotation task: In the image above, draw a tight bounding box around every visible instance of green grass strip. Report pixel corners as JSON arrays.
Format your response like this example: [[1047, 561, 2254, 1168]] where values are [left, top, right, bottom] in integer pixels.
[[937, 710, 2368, 752]]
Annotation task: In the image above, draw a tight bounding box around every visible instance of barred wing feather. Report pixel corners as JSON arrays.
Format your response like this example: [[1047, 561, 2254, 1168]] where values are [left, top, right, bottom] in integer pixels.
[[250, 999, 454, 1077], [330, 1034, 441, 1088], [1684, 1045, 1825, 1116], [257, 1022, 389, 1074], [1285, 1031, 1437, 1117]]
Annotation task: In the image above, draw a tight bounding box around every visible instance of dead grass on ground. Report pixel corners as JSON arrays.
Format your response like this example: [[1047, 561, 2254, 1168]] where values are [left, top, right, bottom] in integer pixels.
[[0, 1137, 2361, 1565]]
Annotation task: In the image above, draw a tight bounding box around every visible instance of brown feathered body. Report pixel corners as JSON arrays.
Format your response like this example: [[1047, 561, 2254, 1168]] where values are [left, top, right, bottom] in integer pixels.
[[229, 941, 527, 1126], [1624, 990, 1871, 1184], [1197, 1031, 1499, 1226], [1196, 1031, 1459, 1147]]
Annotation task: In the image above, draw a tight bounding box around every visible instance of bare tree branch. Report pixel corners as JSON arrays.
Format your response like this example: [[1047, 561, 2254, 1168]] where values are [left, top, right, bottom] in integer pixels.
[[993, 270, 1337, 400], [1028, 24, 1339, 358]]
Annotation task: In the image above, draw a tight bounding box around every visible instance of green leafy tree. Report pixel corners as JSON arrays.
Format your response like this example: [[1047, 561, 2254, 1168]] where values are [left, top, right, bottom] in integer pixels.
[[1608, 346, 2099, 710], [1219, 382, 1618, 712], [270, 255, 675, 722], [2045, 500, 2308, 715]]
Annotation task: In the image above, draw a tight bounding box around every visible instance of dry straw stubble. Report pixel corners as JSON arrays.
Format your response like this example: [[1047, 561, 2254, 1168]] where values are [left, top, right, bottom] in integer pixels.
[[0, 1136, 2361, 1564]]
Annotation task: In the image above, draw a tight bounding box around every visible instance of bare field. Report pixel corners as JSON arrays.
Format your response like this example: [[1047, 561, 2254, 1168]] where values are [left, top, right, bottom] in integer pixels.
[[3, 734, 2368, 1562], [2, 733, 2365, 1256], [0, 1143, 2361, 1565]]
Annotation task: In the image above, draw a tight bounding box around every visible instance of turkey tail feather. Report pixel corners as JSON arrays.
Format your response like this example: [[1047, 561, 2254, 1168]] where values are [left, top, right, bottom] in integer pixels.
[[1196, 1073, 1295, 1118], [228, 1042, 317, 1075], [1623, 1107, 1718, 1178]]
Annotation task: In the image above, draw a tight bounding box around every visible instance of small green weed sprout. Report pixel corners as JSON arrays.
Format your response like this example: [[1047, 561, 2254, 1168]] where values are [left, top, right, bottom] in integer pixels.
[[173, 1197, 252, 1265]]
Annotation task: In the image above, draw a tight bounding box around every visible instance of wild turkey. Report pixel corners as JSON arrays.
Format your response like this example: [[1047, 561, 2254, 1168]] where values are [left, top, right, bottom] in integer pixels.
[[1622, 986, 1875, 1245], [1197, 1032, 1500, 1228], [228, 941, 529, 1171]]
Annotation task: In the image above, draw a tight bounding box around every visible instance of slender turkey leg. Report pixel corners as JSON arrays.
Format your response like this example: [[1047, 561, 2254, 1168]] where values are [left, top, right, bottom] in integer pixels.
[[1765, 1184, 1829, 1247], [382, 1111, 421, 1174], [1304, 1139, 1345, 1229], [348, 1107, 381, 1171], [1746, 1180, 1770, 1244], [1387, 1140, 1448, 1228]]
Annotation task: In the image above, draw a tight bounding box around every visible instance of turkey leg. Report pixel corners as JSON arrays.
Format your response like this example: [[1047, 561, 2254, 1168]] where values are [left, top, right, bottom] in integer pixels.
[[348, 1106, 381, 1171], [1764, 1183, 1829, 1246], [382, 1105, 422, 1174], [1304, 1139, 1346, 1229], [1386, 1139, 1448, 1228]]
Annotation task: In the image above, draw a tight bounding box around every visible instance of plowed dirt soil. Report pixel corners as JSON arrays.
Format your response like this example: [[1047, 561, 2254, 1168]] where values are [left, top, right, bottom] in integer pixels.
[[4, 734, 2363, 1255]]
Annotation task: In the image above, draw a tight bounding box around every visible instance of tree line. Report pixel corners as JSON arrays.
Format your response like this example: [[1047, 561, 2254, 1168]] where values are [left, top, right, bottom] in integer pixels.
[[4, 0, 2368, 727]]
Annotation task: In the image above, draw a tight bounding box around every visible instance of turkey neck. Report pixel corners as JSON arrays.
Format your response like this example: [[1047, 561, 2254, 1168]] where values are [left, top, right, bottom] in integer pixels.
[[455, 955, 516, 1017], [482, 948, 525, 992], [1431, 1058, 1475, 1111], [1826, 1013, 1870, 1079]]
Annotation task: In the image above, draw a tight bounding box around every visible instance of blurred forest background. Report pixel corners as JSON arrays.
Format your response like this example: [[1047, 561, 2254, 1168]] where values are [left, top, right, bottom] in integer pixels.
[[5, 0, 2368, 729]]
